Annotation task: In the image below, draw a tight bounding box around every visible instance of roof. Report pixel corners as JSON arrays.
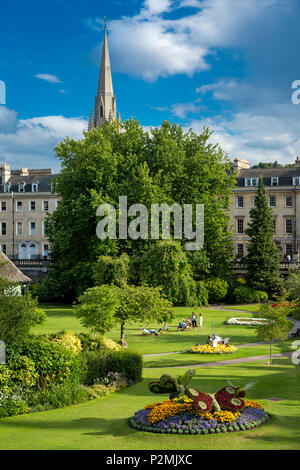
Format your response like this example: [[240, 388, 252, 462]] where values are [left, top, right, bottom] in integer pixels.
[[0, 174, 58, 193], [0, 251, 32, 283], [236, 167, 300, 187]]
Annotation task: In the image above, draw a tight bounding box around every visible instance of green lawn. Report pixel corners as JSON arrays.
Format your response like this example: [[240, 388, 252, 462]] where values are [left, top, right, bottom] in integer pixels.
[[33, 304, 272, 355], [0, 357, 299, 450], [223, 304, 261, 312]]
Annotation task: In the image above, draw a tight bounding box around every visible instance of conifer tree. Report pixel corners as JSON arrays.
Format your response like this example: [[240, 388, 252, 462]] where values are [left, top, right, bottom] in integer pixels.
[[245, 177, 282, 295]]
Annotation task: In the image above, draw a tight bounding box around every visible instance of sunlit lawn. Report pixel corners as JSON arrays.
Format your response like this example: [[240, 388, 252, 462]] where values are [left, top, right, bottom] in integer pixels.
[[33, 304, 277, 356], [0, 357, 299, 450]]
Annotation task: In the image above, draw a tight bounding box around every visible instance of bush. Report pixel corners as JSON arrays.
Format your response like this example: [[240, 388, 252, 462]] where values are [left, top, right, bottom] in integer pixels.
[[25, 382, 91, 412], [6, 338, 87, 389], [0, 278, 46, 345], [233, 286, 268, 304], [45, 330, 83, 355], [83, 349, 143, 386], [195, 281, 209, 307], [77, 332, 122, 352], [0, 393, 29, 418], [204, 277, 228, 303]]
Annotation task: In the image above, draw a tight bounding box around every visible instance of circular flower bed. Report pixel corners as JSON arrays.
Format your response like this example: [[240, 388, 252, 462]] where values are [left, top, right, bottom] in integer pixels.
[[226, 317, 269, 326], [190, 344, 237, 354], [130, 397, 269, 434]]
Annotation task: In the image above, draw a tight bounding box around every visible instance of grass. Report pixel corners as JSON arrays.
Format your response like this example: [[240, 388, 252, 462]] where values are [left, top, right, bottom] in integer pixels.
[[33, 304, 271, 356], [0, 357, 299, 450], [223, 304, 261, 312]]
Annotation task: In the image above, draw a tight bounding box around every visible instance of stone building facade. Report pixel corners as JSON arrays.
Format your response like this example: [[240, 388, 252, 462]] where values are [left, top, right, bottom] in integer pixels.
[[0, 164, 59, 260], [230, 157, 300, 261]]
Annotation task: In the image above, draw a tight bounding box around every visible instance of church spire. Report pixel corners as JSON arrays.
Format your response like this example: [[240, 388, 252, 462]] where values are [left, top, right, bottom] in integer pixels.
[[91, 19, 117, 129]]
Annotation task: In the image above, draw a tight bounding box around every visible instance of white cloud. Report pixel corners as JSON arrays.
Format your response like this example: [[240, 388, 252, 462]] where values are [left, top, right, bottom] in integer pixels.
[[87, 0, 282, 81], [0, 107, 87, 171], [188, 108, 300, 166], [35, 74, 62, 84]]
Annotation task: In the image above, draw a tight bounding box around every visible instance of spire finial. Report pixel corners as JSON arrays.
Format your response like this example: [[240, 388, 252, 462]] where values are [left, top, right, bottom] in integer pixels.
[[104, 16, 107, 32]]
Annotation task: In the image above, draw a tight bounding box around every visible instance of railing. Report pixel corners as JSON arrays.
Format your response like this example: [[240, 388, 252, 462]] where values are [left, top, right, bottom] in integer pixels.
[[232, 261, 300, 270], [11, 258, 51, 267]]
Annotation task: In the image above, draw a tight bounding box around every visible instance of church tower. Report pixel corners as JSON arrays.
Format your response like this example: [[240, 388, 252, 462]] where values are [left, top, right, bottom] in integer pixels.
[[89, 20, 120, 130]]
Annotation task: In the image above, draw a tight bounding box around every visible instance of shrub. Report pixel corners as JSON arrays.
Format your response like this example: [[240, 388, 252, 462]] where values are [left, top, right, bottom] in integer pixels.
[[77, 332, 121, 352], [46, 330, 83, 355], [0, 365, 12, 394], [233, 286, 268, 304], [252, 290, 268, 303], [0, 393, 29, 418], [25, 382, 91, 412], [0, 279, 46, 345], [6, 338, 87, 389], [204, 277, 228, 303], [195, 281, 209, 307], [83, 349, 143, 386]]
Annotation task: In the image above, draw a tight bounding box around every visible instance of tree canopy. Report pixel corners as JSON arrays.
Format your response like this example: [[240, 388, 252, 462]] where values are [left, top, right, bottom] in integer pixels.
[[45, 119, 236, 300]]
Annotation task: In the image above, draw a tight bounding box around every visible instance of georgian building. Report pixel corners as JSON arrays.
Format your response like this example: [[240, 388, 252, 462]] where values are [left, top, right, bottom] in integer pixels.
[[0, 164, 59, 260], [230, 157, 300, 261]]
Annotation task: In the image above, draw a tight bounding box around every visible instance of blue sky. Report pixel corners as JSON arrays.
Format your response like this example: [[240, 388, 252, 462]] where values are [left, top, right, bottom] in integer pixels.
[[1, 0, 300, 172]]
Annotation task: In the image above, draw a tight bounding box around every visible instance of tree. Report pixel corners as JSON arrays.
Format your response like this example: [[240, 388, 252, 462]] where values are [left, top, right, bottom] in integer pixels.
[[74, 284, 173, 347], [256, 302, 290, 364], [93, 254, 129, 287], [245, 177, 282, 296], [139, 240, 199, 305], [0, 277, 46, 345], [44, 119, 236, 300]]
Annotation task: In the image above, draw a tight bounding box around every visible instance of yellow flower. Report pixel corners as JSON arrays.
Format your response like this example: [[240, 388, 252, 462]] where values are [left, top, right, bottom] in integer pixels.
[[243, 399, 263, 410], [190, 344, 237, 354]]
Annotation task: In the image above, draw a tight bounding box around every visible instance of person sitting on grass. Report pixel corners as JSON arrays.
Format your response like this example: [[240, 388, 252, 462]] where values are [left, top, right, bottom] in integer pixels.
[[177, 319, 188, 332], [141, 327, 161, 336]]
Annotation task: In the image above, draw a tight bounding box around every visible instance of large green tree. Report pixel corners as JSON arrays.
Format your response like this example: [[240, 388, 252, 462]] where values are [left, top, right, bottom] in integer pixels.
[[45, 119, 236, 300], [245, 177, 282, 295]]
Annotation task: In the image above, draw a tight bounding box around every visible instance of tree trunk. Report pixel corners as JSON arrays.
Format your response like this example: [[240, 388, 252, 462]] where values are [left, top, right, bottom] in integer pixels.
[[118, 323, 128, 348], [270, 340, 273, 365]]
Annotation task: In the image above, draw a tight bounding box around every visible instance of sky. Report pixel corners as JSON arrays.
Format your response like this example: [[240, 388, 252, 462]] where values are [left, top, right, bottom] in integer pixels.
[[1, 0, 300, 172]]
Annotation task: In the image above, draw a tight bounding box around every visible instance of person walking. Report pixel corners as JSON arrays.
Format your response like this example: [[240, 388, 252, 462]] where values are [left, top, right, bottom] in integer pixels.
[[199, 313, 203, 332]]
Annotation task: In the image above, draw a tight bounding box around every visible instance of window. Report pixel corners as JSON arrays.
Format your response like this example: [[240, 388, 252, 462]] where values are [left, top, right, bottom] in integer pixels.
[[271, 177, 278, 186], [245, 178, 258, 187], [29, 201, 36, 211], [237, 219, 244, 234], [273, 219, 276, 233], [18, 183, 25, 192], [16, 222, 23, 236], [286, 219, 293, 234], [31, 183, 39, 192], [16, 201, 23, 212], [1, 201, 7, 212], [43, 244, 49, 257], [55, 200, 61, 209], [29, 221, 36, 236], [1, 222, 6, 236], [42, 200, 49, 211], [286, 196, 293, 207], [293, 177, 300, 186], [1, 245, 6, 255], [269, 196, 276, 207], [42, 220, 46, 236], [237, 197, 244, 208], [286, 244, 293, 255], [3, 184, 10, 193], [237, 244, 244, 255]]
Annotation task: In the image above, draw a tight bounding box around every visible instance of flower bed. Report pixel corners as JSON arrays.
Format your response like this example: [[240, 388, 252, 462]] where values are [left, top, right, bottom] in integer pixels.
[[190, 344, 237, 354], [226, 317, 269, 326], [130, 397, 269, 434]]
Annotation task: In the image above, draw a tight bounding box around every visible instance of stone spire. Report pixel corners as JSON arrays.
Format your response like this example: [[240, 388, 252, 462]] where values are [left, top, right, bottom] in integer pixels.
[[89, 20, 117, 130]]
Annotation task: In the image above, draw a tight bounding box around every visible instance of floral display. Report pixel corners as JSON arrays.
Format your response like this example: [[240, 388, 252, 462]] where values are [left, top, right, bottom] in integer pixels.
[[129, 371, 270, 434], [226, 317, 269, 326], [190, 344, 237, 354]]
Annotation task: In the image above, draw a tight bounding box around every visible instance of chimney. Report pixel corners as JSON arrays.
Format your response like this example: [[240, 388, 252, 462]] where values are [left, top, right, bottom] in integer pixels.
[[296, 156, 300, 167], [234, 158, 251, 170], [0, 163, 10, 184], [20, 168, 29, 176]]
